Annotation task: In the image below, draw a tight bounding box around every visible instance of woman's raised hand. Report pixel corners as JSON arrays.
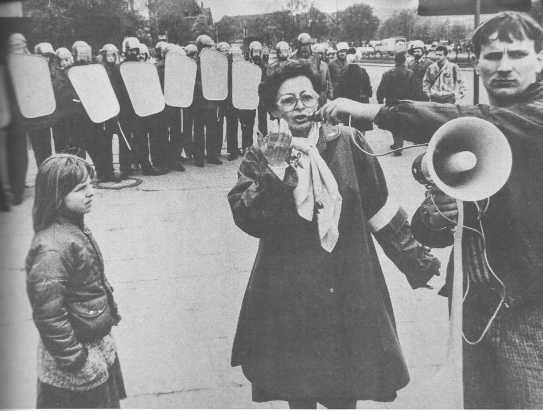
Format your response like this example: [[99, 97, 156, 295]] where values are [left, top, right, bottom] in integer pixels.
[[256, 131, 293, 166]]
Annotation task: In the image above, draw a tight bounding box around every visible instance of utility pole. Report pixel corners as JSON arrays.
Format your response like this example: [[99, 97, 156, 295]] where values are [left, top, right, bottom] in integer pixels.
[[473, 0, 480, 104]]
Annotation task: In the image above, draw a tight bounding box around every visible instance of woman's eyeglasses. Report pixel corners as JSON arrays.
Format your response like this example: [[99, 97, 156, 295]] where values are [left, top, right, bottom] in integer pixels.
[[276, 91, 319, 112]]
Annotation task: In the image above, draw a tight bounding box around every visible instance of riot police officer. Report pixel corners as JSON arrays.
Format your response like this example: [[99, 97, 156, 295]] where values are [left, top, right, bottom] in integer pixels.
[[192, 35, 222, 166], [27, 42, 56, 166], [248, 40, 268, 136], [117, 37, 167, 175]]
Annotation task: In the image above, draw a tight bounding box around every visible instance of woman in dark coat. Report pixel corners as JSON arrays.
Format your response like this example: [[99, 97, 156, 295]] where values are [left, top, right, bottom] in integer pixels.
[[227, 61, 440, 409]]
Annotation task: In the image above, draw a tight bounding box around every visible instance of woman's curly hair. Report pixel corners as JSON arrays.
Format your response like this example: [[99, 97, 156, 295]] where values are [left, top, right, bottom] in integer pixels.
[[259, 60, 323, 113]]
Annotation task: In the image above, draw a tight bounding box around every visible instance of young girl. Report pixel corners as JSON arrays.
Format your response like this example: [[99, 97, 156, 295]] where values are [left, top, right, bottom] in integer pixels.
[[25, 154, 126, 408]]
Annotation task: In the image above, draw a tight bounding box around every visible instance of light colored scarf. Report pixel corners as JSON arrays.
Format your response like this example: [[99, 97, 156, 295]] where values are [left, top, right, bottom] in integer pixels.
[[291, 124, 342, 252]]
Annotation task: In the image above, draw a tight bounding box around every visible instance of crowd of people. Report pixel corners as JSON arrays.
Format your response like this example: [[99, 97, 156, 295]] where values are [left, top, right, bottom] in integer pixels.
[[7, 9, 543, 410], [1, 30, 468, 212]]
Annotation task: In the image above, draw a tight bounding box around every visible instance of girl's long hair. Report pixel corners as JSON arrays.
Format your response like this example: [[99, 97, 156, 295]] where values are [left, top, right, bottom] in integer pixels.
[[32, 154, 95, 232]]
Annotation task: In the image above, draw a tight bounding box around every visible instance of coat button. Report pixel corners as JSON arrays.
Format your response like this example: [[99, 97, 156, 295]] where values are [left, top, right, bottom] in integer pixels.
[[329, 288, 334, 293]]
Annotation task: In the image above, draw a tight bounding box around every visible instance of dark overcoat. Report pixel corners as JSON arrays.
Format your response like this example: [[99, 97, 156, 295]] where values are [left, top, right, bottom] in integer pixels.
[[228, 126, 424, 402]]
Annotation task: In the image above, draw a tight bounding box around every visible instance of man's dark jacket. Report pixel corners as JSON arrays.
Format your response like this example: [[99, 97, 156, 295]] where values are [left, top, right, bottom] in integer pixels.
[[375, 82, 543, 312], [377, 66, 417, 105]]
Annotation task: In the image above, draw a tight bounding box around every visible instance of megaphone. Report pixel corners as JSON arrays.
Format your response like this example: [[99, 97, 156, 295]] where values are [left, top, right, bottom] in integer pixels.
[[412, 117, 512, 201]]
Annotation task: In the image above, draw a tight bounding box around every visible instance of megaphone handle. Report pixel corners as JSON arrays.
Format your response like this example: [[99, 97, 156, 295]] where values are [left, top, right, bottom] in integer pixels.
[[116, 120, 133, 152], [448, 199, 464, 403]]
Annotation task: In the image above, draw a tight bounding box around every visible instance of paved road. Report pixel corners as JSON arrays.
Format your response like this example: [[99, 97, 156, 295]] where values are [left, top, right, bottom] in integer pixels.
[[0, 124, 458, 408]]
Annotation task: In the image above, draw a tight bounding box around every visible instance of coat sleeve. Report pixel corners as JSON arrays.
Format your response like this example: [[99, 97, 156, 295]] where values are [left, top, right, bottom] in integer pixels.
[[227, 147, 299, 238], [26, 250, 87, 371], [376, 73, 387, 104], [360, 67, 372, 100], [373, 99, 542, 145], [326, 67, 333, 100], [350, 131, 441, 288], [422, 66, 432, 99]]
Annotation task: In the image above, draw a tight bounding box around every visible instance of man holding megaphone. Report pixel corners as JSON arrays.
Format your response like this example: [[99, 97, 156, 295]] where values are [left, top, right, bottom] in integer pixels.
[[319, 11, 543, 409]]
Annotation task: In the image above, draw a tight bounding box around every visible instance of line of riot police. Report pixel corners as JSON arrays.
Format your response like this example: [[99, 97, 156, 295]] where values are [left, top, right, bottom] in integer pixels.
[[1, 31, 344, 209]]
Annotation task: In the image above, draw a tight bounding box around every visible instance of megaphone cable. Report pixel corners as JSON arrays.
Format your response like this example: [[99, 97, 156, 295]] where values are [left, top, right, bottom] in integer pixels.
[[347, 115, 428, 157], [429, 194, 507, 345]]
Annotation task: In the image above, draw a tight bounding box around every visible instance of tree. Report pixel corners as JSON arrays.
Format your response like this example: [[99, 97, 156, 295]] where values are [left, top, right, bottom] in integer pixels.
[[377, 9, 417, 39], [216, 16, 242, 43], [378, 9, 469, 42], [449, 23, 469, 42], [339, 4, 379, 42], [284, 0, 311, 16], [23, 0, 145, 49], [268, 10, 299, 43], [307, 6, 332, 40], [191, 14, 213, 38], [158, 13, 193, 45], [149, 0, 201, 43]]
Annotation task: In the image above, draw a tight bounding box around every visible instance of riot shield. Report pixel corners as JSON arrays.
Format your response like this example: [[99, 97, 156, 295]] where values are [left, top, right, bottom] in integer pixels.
[[120, 61, 165, 117], [7, 54, 56, 118], [200, 48, 228, 101], [232, 60, 261, 110], [164, 53, 197, 108], [0, 66, 11, 128], [67, 64, 120, 124]]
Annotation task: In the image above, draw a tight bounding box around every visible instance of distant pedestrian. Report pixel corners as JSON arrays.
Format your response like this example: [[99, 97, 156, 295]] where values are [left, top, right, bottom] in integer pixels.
[[376, 52, 417, 154], [423, 45, 465, 103], [407, 40, 432, 101], [328, 42, 349, 98], [26, 154, 125, 409], [335, 61, 373, 132]]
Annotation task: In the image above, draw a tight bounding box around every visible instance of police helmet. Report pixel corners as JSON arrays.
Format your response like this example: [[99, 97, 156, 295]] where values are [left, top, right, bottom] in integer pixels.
[[297, 32, 312, 45], [217, 41, 231, 54], [34, 42, 55, 56], [122, 37, 140, 54], [72, 40, 92, 64], [195, 34, 215, 50]]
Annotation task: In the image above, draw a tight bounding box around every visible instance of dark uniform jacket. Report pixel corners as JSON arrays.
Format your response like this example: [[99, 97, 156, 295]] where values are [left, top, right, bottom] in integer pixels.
[[407, 57, 432, 101], [375, 82, 543, 314], [227, 125, 440, 401], [328, 58, 348, 99], [377, 66, 417, 105], [26, 216, 120, 371]]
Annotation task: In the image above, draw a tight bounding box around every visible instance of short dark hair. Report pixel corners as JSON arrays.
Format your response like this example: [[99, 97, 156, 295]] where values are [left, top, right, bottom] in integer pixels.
[[472, 11, 543, 57], [435, 45, 448, 55], [259, 60, 323, 113], [395, 52, 406, 66]]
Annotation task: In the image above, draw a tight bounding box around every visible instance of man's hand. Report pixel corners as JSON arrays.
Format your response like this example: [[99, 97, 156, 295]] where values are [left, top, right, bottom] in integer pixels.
[[424, 189, 458, 229], [319, 98, 382, 124], [256, 131, 292, 166]]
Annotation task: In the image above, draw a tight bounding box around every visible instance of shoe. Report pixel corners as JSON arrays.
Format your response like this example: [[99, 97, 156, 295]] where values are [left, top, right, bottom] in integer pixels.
[[195, 158, 204, 167], [228, 149, 242, 161], [169, 161, 186, 172], [142, 165, 169, 176], [393, 150, 403, 156], [12, 192, 23, 205], [98, 173, 116, 183], [207, 157, 222, 165]]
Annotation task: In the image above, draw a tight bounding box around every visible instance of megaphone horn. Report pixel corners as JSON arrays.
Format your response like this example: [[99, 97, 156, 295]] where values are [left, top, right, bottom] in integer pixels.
[[412, 117, 512, 202]]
